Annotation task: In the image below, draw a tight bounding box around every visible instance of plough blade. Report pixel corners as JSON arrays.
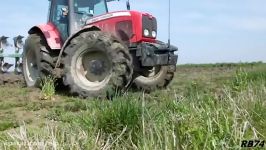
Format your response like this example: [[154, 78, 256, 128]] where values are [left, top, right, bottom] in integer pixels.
[[0, 36, 10, 49], [0, 35, 24, 74], [14, 35, 24, 49], [2, 63, 13, 73], [15, 63, 23, 74]]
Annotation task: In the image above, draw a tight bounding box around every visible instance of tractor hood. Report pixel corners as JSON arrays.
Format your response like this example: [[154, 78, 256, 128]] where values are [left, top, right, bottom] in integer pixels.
[[86, 11, 132, 25], [86, 11, 154, 25], [85, 11, 157, 43]]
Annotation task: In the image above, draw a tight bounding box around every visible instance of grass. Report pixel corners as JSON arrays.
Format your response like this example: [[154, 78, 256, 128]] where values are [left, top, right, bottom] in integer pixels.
[[0, 63, 265, 149], [40, 76, 56, 100]]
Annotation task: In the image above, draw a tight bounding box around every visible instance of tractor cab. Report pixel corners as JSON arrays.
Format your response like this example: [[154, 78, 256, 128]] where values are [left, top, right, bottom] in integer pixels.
[[47, 0, 160, 45], [48, 0, 110, 40]]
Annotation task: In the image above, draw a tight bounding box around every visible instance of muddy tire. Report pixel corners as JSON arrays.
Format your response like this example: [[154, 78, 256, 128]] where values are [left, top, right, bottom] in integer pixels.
[[22, 34, 56, 87], [63, 31, 133, 98], [133, 65, 176, 91]]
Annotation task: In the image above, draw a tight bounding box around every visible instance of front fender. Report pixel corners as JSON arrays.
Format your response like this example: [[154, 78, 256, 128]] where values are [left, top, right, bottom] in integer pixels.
[[28, 23, 62, 49]]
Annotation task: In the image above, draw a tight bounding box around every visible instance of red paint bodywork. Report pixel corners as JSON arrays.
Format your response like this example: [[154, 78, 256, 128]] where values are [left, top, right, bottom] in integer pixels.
[[29, 23, 63, 49], [29, 10, 156, 49], [87, 11, 156, 43]]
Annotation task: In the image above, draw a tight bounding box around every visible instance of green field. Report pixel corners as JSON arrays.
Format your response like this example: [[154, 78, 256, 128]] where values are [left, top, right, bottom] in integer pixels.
[[0, 62, 265, 149]]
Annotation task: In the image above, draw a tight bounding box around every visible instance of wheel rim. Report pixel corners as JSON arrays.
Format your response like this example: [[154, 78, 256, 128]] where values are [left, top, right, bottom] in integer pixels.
[[142, 66, 163, 78], [25, 50, 38, 82], [75, 50, 112, 89], [136, 66, 165, 81]]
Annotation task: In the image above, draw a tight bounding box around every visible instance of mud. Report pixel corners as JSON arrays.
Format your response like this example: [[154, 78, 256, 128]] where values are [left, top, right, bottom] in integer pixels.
[[0, 73, 24, 86]]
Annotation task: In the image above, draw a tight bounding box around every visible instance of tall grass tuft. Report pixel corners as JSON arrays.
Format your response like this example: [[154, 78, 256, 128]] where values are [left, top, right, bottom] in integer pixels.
[[40, 76, 56, 100], [90, 99, 142, 142]]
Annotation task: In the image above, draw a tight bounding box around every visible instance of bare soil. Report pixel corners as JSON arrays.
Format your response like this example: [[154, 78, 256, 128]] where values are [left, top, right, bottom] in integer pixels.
[[0, 73, 24, 86]]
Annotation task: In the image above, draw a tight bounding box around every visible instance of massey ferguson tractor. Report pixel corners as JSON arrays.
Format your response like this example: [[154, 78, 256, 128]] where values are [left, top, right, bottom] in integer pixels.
[[22, 0, 178, 98]]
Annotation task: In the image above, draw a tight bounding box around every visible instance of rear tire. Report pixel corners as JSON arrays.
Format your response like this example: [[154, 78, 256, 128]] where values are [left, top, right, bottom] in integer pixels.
[[22, 34, 57, 87], [63, 31, 133, 98], [133, 65, 176, 92]]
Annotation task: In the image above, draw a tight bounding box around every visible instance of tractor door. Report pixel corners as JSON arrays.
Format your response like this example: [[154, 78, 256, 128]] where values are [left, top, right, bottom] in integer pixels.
[[49, 0, 69, 41]]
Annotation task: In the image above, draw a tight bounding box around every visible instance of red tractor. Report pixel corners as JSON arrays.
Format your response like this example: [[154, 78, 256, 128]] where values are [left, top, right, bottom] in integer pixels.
[[22, 0, 178, 98]]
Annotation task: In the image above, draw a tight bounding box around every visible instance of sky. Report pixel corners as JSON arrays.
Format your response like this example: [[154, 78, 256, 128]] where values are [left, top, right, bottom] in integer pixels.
[[0, 0, 266, 64]]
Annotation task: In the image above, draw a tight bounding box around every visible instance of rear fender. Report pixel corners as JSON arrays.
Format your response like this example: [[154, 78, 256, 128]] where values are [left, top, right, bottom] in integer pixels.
[[28, 23, 62, 50]]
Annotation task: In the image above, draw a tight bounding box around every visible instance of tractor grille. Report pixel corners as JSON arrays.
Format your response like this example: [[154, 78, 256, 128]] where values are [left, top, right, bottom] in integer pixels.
[[142, 15, 157, 38]]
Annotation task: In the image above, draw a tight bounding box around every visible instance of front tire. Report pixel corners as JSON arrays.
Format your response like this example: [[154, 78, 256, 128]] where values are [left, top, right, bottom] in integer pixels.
[[63, 31, 133, 98], [133, 65, 176, 91]]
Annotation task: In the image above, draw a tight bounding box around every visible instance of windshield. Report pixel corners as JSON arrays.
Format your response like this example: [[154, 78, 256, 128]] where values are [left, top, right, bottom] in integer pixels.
[[73, 0, 108, 27]]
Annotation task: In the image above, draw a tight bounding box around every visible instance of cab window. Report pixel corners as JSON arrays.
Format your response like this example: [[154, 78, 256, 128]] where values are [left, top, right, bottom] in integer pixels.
[[50, 0, 68, 41]]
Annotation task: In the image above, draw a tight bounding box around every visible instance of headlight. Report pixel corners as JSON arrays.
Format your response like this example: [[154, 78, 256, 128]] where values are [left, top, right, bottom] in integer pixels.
[[144, 29, 149, 37], [152, 31, 157, 38]]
